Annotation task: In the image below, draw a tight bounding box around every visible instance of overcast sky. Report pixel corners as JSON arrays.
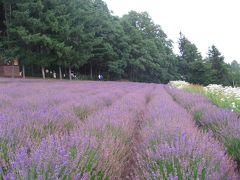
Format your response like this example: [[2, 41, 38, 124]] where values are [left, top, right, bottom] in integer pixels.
[[103, 0, 240, 63]]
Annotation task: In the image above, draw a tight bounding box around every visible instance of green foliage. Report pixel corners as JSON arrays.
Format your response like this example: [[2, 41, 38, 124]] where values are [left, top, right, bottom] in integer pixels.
[[177, 33, 240, 86], [229, 60, 240, 86], [206, 91, 240, 113], [27, 165, 38, 180], [120, 11, 178, 82], [106, 123, 123, 139], [178, 32, 202, 63], [207, 45, 229, 85], [180, 83, 240, 113], [181, 85, 240, 167], [43, 121, 56, 134], [13, 147, 104, 179], [193, 111, 203, 125], [30, 127, 41, 139], [70, 145, 78, 160], [0, 138, 10, 166], [0, 138, 10, 177], [192, 111, 240, 167], [177, 33, 208, 84], [64, 121, 74, 132], [183, 85, 205, 94], [223, 137, 240, 167], [80, 148, 98, 175], [74, 106, 91, 121], [149, 158, 206, 180], [1, 0, 239, 84]]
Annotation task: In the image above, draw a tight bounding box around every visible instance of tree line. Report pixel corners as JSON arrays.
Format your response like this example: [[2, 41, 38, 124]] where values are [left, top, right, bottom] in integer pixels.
[[0, 0, 239, 85]]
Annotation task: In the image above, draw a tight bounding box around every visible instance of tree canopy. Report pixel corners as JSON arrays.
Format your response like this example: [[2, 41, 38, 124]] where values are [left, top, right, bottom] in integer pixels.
[[0, 0, 239, 85]]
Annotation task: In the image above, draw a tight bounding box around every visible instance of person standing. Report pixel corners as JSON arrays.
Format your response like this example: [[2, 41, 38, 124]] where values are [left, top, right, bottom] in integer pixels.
[[53, 71, 57, 79]]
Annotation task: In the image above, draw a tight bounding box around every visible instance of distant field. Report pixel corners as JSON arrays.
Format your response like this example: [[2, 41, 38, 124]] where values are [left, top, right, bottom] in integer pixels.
[[0, 78, 239, 179]]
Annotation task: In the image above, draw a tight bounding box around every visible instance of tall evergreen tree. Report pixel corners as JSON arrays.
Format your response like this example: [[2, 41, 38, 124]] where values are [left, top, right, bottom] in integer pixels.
[[207, 45, 228, 85], [0, 0, 237, 85], [178, 33, 205, 83], [178, 32, 202, 63]]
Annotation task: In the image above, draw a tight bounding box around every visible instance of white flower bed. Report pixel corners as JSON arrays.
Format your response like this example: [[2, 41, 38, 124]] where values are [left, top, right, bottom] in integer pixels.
[[169, 81, 190, 89], [205, 84, 240, 100], [169, 81, 240, 112], [170, 81, 240, 99]]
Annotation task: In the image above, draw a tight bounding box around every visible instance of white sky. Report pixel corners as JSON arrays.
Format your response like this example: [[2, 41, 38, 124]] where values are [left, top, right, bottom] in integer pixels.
[[103, 0, 240, 63]]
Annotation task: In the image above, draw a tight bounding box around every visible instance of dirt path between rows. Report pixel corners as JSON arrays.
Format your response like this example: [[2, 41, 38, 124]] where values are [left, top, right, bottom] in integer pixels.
[[120, 111, 144, 179], [120, 93, 153, 179]]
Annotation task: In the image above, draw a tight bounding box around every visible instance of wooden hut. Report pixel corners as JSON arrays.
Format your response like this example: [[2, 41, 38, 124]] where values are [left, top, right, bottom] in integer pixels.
[[0, 59, 21, 77]]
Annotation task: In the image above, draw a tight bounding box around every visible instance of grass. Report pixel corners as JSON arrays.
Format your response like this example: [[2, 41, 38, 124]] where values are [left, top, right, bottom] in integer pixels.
[[183, 84, 205, 94], [182, 84, 240, 113], [206, 91, 240, 113], [223, 137, 240, 167], [74, 106, 91, 121]]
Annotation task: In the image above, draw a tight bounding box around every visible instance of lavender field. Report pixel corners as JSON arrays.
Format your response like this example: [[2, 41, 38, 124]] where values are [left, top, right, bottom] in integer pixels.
[[0, 78, 239, 179]]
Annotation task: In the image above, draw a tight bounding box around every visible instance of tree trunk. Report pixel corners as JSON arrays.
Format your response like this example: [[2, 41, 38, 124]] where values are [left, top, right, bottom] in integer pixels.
[[131, 65, 133, 81], [64, 67, 67, 78], [22, 65, 25, 79], [59, 66, 62, 80], [41, 66, 45, 79], [69, 66, 72, 80], [90, 63, 93, 79], [9, 4, 11, 25], [4, 3, 12, 47], [4, 4, 9, 48], [31, 65, 34, 77], [232, 79, 235, 87]]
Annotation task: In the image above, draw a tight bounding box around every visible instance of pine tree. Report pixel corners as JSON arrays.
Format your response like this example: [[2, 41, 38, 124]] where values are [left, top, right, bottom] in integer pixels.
[[207, 45, 228, 85], [178, 33, 203, 82]]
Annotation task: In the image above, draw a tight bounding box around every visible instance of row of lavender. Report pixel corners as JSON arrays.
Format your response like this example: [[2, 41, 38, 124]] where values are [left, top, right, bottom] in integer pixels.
[[166, 85, 240, 168], [141, 86, 238, 179], [0, 80, 146, 179], [0, 79, 239, 179]]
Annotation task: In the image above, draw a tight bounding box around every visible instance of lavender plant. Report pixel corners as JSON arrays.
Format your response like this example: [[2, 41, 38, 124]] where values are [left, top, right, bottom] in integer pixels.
[[166, 85, 240, 168], [141, 86, 239, 179], [0, 78, 239, 179]]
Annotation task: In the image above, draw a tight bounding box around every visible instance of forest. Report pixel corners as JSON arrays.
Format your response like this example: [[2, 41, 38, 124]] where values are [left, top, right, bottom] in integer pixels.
[[0, 0, 240, 85]]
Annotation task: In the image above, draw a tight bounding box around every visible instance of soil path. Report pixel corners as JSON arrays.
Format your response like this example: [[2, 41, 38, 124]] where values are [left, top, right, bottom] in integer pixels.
[[121, 93, 153, 179]]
